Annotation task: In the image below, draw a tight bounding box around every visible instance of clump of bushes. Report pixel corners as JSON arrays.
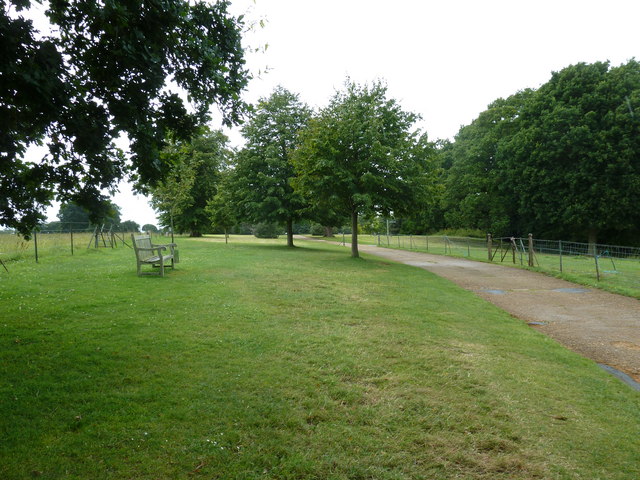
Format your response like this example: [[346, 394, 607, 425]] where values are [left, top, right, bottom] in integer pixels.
[[310, 223, 325, 236], [253, 223, 280, 238]]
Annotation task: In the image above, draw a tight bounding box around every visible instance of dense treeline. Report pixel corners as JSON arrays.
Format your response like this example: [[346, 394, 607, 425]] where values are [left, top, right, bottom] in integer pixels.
[[438, 60, 640, 245], [152, 60, 640, 248]]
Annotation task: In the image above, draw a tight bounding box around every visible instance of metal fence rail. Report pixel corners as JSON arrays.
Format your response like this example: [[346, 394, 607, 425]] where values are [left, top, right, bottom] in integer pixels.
[[0, 223, 137, 264], [363, 233, 640, 296]]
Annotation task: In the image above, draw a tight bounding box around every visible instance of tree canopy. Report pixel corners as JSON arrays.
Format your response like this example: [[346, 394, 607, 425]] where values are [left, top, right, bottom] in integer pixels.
[[231, 87, 312, 247], [1, 0, 249, 236], [440, 90, 533, 236], [437, 59, 640, 245], [120, 220, 140, 233], [206, 169, 237, 242], [500, 61, 640, 244], [151, 129, 230, 237], [292, 80, 436, 257]]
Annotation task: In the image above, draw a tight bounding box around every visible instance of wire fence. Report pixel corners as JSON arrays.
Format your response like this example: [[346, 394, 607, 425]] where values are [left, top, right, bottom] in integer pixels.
[[0, 223, 150, 266], [360, 233, 640, 297]]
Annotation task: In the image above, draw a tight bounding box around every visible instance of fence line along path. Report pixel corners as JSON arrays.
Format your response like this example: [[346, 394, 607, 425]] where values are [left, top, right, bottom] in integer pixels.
[[353, 243, 640, 385]]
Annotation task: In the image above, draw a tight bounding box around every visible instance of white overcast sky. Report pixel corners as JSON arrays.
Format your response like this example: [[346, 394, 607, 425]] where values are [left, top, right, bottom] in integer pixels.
[[51, 0, 640, 226], [228, 0, 639, 141]]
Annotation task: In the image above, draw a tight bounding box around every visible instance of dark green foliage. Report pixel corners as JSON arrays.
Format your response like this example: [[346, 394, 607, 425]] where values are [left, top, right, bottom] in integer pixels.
[[253, 222, 281, 238], [292, 221, 311, 234], [206, 170, 237, 237], [152, 130, 230, 237], [120, 220, 140, 233], [443, 60, 640, 243], [441, 90, 533, 236], [232, 87, 313, 247], [309, 223, 326, 236], [40, 221, 63, 232], [1, 0, 249, 235], [141, 224, 158, 233], [500, 61, 640, 243]]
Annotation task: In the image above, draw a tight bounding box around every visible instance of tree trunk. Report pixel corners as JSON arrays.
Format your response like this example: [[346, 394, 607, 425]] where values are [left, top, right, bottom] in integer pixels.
[[323, 226, 334, 237], [351, 210, 359, 258], [224, 228, 228, 244], [587, 228, 598, 256], [286, 218, 294, 247]]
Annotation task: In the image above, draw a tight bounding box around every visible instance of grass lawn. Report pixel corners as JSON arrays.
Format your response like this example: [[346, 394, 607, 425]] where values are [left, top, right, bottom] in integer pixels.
[[1, 235, 639, 479]]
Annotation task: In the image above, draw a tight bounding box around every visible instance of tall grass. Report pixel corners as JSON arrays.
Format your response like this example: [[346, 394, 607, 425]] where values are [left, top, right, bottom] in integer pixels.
[[0, 231, 161, 263], [1, 236, 639, 479]]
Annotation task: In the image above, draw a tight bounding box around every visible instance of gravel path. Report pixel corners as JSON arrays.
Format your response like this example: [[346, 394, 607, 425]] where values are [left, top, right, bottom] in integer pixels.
[[355, 244, 640, 383]]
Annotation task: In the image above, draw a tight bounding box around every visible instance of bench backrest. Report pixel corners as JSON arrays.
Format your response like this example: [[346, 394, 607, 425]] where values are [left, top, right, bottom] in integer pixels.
[[132, 235, 154, 262]]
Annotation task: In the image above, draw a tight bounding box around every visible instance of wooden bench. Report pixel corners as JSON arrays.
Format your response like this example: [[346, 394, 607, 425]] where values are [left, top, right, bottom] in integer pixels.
[[131, 234, 178, 277]]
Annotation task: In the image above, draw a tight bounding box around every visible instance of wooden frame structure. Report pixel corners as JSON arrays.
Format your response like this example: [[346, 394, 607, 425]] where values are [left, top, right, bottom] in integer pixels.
[[131, 234, 178, 277]]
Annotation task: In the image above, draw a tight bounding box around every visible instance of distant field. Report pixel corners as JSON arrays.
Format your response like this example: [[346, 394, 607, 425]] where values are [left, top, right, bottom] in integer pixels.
[[1, 236, 639, 479]]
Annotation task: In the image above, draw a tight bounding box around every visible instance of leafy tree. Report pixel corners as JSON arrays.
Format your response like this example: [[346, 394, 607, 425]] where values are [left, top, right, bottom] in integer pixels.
[[206, 170, 237, 243], [499, 60, 640, 245], [1, 0, 249, 236], [57, 200, 121, 228], [441, 90, 533, 236], [142, 224, 158, 233], [151, 130, 229, 237], [120, 220, 140, 233], [232, 87, 312, 247], [292, 80, 436, 258]]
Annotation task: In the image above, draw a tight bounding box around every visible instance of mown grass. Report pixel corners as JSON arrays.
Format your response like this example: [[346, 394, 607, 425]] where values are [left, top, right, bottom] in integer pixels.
[[1, 236, 639, 479]]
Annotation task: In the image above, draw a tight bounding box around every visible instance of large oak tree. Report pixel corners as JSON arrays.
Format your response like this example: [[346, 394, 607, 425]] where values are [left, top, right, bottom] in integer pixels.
[[1, 0, 249, 236]]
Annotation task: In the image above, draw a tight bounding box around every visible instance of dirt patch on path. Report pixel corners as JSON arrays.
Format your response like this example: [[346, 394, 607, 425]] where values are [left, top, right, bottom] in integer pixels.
[[354, 244, 640, 382]]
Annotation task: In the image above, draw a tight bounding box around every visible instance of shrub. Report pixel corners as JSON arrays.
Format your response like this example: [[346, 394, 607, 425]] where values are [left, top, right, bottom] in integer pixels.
[[310, 223, 325, 236], [253, 222, 280, 238]]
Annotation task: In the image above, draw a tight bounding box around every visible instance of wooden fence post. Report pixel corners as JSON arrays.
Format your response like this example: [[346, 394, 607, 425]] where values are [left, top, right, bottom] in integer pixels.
[[487, 233, 492, 261], [559, 240, 563, 273], [528, 233, 534, 267], [34, 230, 39, 263]]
